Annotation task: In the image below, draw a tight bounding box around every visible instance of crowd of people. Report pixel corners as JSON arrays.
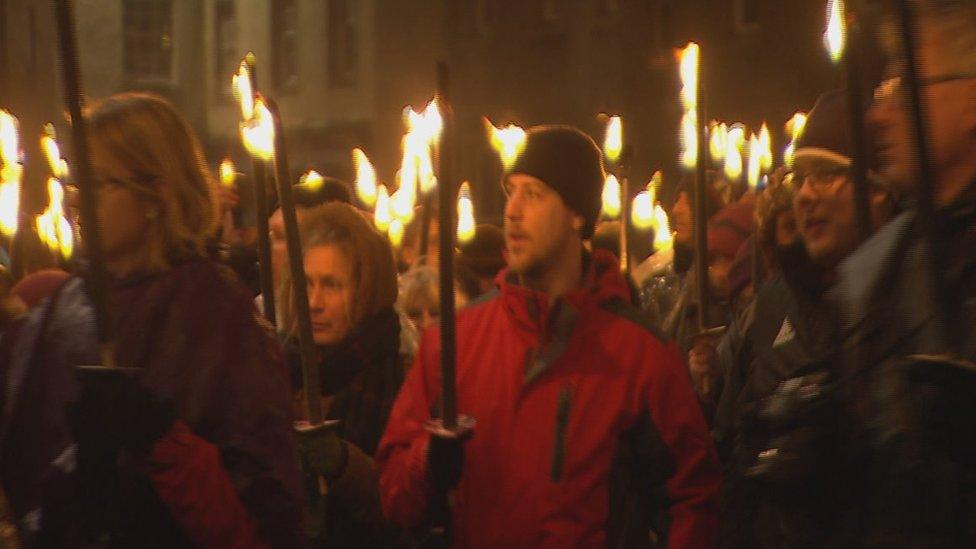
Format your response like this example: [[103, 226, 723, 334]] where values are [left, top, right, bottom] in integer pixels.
[[1, 0, 975, 547]]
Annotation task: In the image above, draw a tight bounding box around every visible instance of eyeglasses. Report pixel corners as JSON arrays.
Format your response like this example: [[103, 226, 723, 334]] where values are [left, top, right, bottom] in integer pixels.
[[874, 73, 976, 104], [792, 167, 849, 194]]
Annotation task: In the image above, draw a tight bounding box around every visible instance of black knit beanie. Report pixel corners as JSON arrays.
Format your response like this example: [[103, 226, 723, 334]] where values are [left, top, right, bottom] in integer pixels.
[[505, 125, 605, 239]]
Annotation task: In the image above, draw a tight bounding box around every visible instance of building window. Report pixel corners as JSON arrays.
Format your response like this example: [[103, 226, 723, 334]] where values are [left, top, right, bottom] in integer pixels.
[[735, 0, 760, 33], [214, 0, 237, 82], [122, 0, 173, 81], [272, 0, 299, 90], [328, 0, 358, 88]]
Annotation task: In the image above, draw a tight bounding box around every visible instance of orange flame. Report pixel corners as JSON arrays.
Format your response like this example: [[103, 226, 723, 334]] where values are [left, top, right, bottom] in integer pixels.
[[486, 119, 527, 170], [824, 0, 845, 63], [678, 43, 700, 111], [232, 58, 255, 121], [0, 110, 19, 167], [36, 177, 73, 259], [724, 124, 746, 181], [299, 169, 324, 190], [758, 123, 773, 173], [604, 116, 623, 163], [374, 184, 392, 232], [219, 158, 237, 188], [601, 174, 621, 219], [652, 204, 673, 252], [240, 97, 275, 161], [709, 121, 728, 163], [352, 148, 378, 207], [457, 182, 476, 244], [41, 124, 69, 179], [783, 112, 808, 168], [747, 133, 762, 189]]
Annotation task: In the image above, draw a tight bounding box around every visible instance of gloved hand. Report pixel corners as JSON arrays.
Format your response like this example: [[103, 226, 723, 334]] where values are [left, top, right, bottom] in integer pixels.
[[425, 416, 475, 493], [294, 420, 348, 482], [67, 365, 176, 456]]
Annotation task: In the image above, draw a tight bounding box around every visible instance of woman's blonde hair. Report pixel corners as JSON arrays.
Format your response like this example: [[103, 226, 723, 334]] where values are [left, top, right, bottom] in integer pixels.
[[279, 202, 398, 341], [86, 92, 218, 272]]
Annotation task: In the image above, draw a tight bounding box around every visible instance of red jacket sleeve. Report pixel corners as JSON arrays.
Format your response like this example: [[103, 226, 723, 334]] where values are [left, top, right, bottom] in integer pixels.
[[646, 341, 723, 549], [147, 420, 267, 549], [375, 330, 438, 527]]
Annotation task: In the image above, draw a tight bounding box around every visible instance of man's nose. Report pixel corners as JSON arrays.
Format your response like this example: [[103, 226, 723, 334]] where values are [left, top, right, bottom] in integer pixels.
[[505, 192, 524, 222]]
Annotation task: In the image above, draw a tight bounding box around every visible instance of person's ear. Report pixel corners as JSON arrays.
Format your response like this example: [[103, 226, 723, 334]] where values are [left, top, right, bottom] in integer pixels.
[[571, 214, 584, 233]]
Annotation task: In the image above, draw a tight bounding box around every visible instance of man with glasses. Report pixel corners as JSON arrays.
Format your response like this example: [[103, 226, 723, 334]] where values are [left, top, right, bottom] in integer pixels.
[[712, 90, 899, 548], [831, 1, 976, 545]]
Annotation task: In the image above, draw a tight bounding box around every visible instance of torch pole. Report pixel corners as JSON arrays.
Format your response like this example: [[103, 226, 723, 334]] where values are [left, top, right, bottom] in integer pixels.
[[266, 98, 323, 424], [841, 5, 873, 244], [436, 62, 458, 431], [245, 59, 276, 326], [694, 69, 711, 332], [894, 0, 949, 348], [618, 169, 630, 274], [53, 0, 112, 357]]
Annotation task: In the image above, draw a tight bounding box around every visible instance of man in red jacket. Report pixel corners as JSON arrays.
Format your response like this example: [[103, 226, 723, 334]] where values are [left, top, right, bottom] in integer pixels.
[[377, 125, 721, 548]]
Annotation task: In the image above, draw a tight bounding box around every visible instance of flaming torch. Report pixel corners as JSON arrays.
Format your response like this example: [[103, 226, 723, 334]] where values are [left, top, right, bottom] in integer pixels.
[[456, 181, 476, 245], [251, 96, 324, 424], [352, 148, 378, 208], [603, 115, 629, 271], [37, 124, 74, 260], [601, 174, 622, 219], [724, 124, 746, 183], [783, 112, 808, 168], [652, 204, 673, 253], [678, 41, 711, 331], [374, 184, 393, 233], [823, 0, 871, 243], [235, 55, 276, 325], [0, 110, 22, 239], [486, 119, 527, 170], [631, 172, 660, 231], [405, 98, 442, 257]]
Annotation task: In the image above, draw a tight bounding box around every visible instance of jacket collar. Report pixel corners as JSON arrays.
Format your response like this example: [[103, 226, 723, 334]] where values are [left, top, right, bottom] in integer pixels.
[[495, 248, 631, 338]]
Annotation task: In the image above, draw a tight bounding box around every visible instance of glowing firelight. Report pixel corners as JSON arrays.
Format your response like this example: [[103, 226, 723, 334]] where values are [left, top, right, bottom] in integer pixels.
[[299, 169, 324, 191], [0, 110, 19, 167], [678, 43, 700, 171], [631, 171, 661, 230], [604, 116, 623, 163], [486, 119, 527, 170], [758, 123, 773, 173], [388, 218, 405, 248], [0, 110, 21, 237], [240, 97, 275, 161], [405, 98, 443, 145], [219, 158, 237, 188], [678, 43, 700, 111], [652, 204, 673, 252], [391, 172, 416, 224], [40, 124, 69, 180], [374, 184, 392, 233], [457, 182, 476, 244], [747, 133, 762, 189], [36, 177, 73, 259], [783, 112, 808, 168], [352, 148, 378, 207], [824, 0, 846, 64], [709, 121, 729, 163], [232, 58, 255, 121], [601, 174, 621, 219], [725, 124, 746, 181]]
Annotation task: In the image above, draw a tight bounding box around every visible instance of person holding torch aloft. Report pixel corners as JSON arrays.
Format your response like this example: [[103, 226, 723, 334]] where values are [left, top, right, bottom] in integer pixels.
[[0, 93, 303, 547], [377, 125, 720, 548]]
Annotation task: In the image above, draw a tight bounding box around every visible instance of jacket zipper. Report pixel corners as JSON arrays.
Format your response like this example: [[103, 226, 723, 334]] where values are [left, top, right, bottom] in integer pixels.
[[550, 385, 573, 482]]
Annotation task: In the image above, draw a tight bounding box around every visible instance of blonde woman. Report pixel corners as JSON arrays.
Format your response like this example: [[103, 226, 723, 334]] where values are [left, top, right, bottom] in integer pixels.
[[0, 93, 301, 547]]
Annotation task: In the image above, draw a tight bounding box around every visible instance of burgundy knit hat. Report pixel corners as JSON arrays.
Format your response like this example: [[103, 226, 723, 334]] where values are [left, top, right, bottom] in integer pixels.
[[505, 125, 606, 238], [708, 201, 755, 259]]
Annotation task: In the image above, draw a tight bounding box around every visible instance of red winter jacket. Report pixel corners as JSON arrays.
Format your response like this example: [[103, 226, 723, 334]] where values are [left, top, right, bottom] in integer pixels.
[[377, 250, 721, 548]]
